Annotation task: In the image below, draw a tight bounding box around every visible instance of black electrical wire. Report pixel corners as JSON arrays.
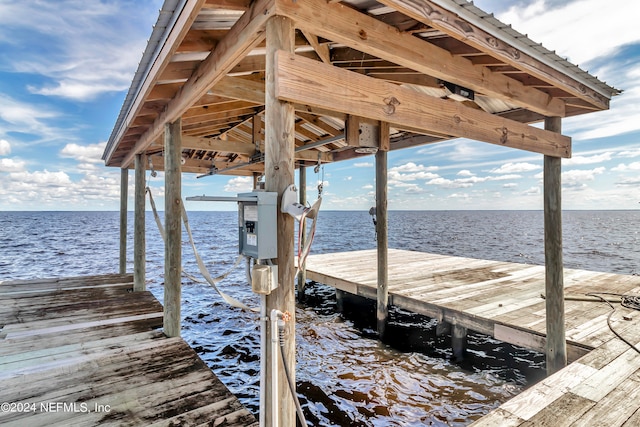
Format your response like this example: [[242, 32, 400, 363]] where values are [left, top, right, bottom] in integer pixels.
[[586, 292, 640, 355], [278, 324, 308, 426]]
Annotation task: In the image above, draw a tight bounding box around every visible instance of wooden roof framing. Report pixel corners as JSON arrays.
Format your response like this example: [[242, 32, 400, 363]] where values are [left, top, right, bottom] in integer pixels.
[[102, 0, 620, 176]]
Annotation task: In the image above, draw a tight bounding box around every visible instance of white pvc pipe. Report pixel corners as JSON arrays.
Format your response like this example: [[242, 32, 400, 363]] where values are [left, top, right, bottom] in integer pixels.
[[270, 309, 281, 427], [259, 294, 266, 427]]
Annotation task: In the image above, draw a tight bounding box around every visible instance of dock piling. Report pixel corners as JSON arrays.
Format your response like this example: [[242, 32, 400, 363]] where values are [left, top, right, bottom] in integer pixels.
[[134, 153, 146, 292], [376, 127, 389, 340], [163, 119, 182, 338], [543, 116, 567, 375], [119, 167, 128, 275]]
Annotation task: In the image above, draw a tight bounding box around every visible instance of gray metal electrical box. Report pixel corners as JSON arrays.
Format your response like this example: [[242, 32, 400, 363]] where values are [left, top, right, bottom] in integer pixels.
[[238, 191, 277, 259]]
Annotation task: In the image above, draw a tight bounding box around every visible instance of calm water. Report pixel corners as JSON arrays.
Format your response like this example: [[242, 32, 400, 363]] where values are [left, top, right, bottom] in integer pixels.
[[1, 210, 639, 426]]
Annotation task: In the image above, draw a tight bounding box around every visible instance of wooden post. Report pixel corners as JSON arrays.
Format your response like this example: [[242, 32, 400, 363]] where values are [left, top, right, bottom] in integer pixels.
[[544, 116, 566, 375], [452, 324, 467, 362], [164, 119, 182, 338], [376, 128, 389, 340], [119, 168, 128, 275], [133, 154, 146, 292], [265, 16, 296, 427], [297, 164, 307, 302], [335, 289, 345, 312]]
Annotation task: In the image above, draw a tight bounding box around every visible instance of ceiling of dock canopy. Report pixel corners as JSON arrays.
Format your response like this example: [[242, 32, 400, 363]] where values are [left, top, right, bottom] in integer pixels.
[[102, 0, 620, 176]]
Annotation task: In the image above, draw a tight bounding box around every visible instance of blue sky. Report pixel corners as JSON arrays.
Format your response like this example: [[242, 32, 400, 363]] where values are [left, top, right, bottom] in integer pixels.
[[0, 0, 638, 211]]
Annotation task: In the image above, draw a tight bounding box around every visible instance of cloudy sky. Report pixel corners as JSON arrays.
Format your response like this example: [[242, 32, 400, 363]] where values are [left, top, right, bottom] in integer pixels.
[[0, 0, 638, 211]]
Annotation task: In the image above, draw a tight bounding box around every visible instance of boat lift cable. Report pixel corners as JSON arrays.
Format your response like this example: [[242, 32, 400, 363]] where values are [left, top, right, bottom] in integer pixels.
[[146, 185, 257, 312], [585, 292, 640, 355]]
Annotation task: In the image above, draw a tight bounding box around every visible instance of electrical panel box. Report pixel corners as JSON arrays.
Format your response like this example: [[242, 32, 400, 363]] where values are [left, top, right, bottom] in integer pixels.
[[251, 264, 278, 294], [238, 191, 277, 259]]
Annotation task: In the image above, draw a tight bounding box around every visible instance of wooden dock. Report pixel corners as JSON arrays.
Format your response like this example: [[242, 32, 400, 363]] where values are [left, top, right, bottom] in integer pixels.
[[305, 249, 640, 426], [0, 274, 258, 427]]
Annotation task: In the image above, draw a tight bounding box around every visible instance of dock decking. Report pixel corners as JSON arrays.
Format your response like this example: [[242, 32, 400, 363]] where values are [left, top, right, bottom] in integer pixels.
[[0, 274, 258, 427], [305, 249, 640, 426]]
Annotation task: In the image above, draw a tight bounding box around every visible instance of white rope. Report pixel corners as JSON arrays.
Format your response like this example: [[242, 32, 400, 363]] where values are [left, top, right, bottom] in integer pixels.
[[295, 196, 321, 278], [180, 202, 257, 312], [146, 186, 257, 312]]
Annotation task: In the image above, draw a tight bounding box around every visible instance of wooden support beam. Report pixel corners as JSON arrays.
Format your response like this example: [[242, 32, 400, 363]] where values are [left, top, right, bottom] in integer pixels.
[[133, 154, 146, 292], [376, 144, 388, 340], [209, 75, 348, 121], [164, 119, 182, 338], [544, 116, 566, 375], [119, 168, 128, 275], [345, 115, 361, 147], [121, 0, 273, 168], [275, 51, 572, 158], [181, 135, 256, 154], [379, 121, 390, 152], [378, 0, 610, 111], [264, 15, 296, 427], [301, 30, 331, 64], [274, 0, 566, 117]]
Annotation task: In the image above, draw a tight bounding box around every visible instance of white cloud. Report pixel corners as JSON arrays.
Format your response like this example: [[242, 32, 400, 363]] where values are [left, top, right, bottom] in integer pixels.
[[427, 177, 473, 189], [0, 94, 61, 140], [562, 167, 606, 188], [362, 184, 373, 190], [497, 0, 640, 66], [345, 176, 352, 181], [490, 162, 540, 174], [223, 176, 253, 193], [457, 169, 474, 176], [60, 142, 106, 164], [391, 162, 438, 173], [0, 1, 156, 101], [503, 183, 518, 188], [353, 162, 373, 168], [389, 162, 440, 185], [616, 177, 640, 186], [565, 152, 612, 165], [611, 162, 640, 172], [0, 139, 10, 155], [0, 158, 26, 172], [619, 149, 640, 158], [8, 170, 72, 187]]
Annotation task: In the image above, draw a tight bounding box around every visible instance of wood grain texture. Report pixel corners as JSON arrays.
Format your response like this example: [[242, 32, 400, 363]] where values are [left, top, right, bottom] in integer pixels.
[[0, 274, 256, 426], [275, 51, 572, 157], [275, 0, 566, 117]]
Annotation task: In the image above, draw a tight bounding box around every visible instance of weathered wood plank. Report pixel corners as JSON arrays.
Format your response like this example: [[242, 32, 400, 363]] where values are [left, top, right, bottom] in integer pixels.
[[0, 275, 255, 427]]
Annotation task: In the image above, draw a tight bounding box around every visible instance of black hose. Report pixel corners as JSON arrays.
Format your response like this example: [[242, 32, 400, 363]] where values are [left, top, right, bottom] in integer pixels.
[[278, 324, 307, 426], [586, 292, 640, 355]]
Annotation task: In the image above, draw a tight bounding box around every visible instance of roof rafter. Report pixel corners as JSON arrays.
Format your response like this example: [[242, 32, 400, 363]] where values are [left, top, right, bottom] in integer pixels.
[[273, 0, 566, 118], [120, 0, 274, 168], [378, 0, 611, 110]]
